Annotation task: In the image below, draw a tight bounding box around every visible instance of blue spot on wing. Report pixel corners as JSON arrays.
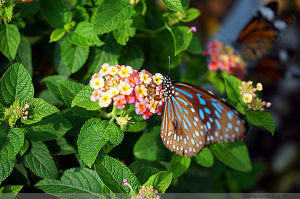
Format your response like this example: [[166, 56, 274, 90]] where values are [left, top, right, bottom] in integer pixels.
[[212, 102, 222, 114], [227, 111, 233, 120], [176, 97, 189, 106], [183, 114, 192, 128], [172, 97, 182, 122], [215, 119, 221, 130], [199, 109, 204, 120], [204, 107, 211, 114], [176, 88, 193, 99], [196, 93, 206, 105]]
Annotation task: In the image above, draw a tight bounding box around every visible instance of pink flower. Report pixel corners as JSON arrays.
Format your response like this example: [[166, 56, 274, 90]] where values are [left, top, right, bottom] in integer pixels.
[[113, 95, 126, 109], [143, 109, 153, 120], [135, 101, 147, 115], [125, 91, 136, 104], [208, 61, 219, 71]]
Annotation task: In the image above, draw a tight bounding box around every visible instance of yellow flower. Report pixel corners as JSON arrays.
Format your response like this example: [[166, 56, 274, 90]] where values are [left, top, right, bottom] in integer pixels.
[[256, 83, 263, 91], [135, 85, 147, 96], [90, 77, 104, 89], [153, 73, 163, 85], [109, 66, 118, 75], [149, 101, 157, 113], [99, 92, 112, 107], [242, 93, 253, 103], [100, 63, 110, 75], [140, 73, 151, 84], [220, 54, 229, 62], [119, 66, 133, 78], [108, 87, 119, 97], [118, 81, 133, 95]]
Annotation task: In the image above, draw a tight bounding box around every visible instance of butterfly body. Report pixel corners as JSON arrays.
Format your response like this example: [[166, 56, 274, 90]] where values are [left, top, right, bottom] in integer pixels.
[[161, 76, 246, 157]]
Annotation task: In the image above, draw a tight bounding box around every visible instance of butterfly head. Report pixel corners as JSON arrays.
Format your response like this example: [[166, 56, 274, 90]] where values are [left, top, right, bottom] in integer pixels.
[[163, 75, 175, 99]]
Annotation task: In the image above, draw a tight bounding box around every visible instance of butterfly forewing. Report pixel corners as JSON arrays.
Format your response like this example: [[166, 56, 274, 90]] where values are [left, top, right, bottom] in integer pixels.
[[161, 82, 246, 157]]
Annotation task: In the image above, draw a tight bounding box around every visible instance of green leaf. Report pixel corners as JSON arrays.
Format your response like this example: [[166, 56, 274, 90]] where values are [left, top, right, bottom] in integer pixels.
[[0, 125, 9, 148], [0, 63, 34, 106], [187, 34, 203, 55], [143, 171, 172, 193], [94, 155, 140, 193], [103, 122, 124, 153], [180, 8, 200, 22], [35, 168, 104, 195], [0, 24, 20, 60], [21, 98, 59, 125], [77, 119, 110, 167], [118, 42, 144, 70], [74, 6, 90, 22], [113, 19, 136, 46], [0, 4, 15, 22], [86, 34, 122, 75], [50, 29, 66, 43], [129, 160, 166, 175], [133, 126, 168, 161], [224, 75, 242, 103], [0, 128, 24, 164], [166, 25, 193, 56], [61, 39, 89, 74], [58, 80, 85, 107], [54, 42, 71, 76], [68, 22, 103, 47], [20, 141, 58, 179], [94, 0, 136, 35], [247, 111, 275, 135], [209, 141, 252, 173], [0, 158, 15, 184], [43, 75, 69, 101], [0, 185, 23, 193], [71, 86, 100, 110], [161, 0, 184, 13], [53, 137, 76, 155], [193, 147, 214, 167], [15, 35, 33, 76], [39, 0, 72, 28], [168, 154, 191, 178], [127, 121, 147, 133], [19, 138, 29, 156], [135, 167, 160, 185], [25, 114, 72, 141]]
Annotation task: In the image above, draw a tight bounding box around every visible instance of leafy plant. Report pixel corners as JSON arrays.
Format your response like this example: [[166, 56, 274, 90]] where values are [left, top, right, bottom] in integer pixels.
[[0, 0, 274, 195]]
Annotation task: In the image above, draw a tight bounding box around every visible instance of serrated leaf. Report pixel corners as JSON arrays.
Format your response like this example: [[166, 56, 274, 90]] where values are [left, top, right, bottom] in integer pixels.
[[166, 25, 193, 56], [143, 171, 172, 193], [21, 98, 59, 125], [180, 8, 200, 22], [35, 168, 104, 196], [94, 155, 140, 193], [61, 39, 89, 74], [0, 63, 34, 106], [0, 159, 15, 184], [113, 19, 136, 46], [161, 0, 184, 13], [118, 42, 144, 70], [0, 128, 24, 164], [224, 75, 242, 103], [193, 147, 214, 167], [247, 111, 275, 135], [19, 138, 29, 156], [133, 126, 168, 161], [44, 75, 69, 101], [0, 24, 21, 60], [78, 119, 110, 167], [168, 154, 191, 178], [20, 141, 58, 179], [25, 114, 72, 141], [103, 122, 124, 153], [68, 22, 103, 47], [58, 80, 85, 107], [1, 4, 15, 22], [50, 29, 66, 43], [135, 167, 160, 185], [209, 141, 252, 173], [94, 0, 136, 35], [15, 35, 33, 76], [71, 86, 99, 110], [86, 34, 122, 76], [0, 125, 9, 149], [39, 0, 72, 28], [0, 185, 23, 193]]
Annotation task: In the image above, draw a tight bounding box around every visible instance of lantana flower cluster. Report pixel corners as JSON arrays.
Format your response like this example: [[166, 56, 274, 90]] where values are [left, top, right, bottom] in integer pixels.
[[203, 40, 247, 78], [239, 81, 271, 111], [122, 179, 160, 199], [89, 63, 165, 120], [4, 102, 30, 127]]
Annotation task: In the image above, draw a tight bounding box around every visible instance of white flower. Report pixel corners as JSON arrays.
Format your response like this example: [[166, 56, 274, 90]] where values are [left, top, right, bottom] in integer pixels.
[[242, 93, 253, 103], [108, 66, 118, 75], [140, 72, 151, 84], [99, 92, 112, 107], [118, 81, 133, 95], [153, 73, 163, 85], [90, 77, 104, 89], [256, 83, 263, 91], [100, 63, 110, 75], [108, 87, 119, 97]]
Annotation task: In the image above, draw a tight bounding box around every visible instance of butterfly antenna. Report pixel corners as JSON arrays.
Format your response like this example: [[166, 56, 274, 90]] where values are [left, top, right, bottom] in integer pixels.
[[168, 56, 171, 74]]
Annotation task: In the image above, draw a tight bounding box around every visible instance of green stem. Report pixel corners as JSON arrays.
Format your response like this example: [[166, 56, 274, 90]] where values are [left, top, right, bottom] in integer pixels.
[[109, 106, 118, 123]]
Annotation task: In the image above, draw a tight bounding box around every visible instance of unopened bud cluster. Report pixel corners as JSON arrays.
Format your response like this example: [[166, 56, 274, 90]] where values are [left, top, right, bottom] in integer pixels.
[[4, 102, 29, 127]]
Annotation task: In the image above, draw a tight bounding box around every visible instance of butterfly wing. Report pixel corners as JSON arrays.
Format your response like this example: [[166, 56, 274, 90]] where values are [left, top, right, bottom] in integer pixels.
[[161, 83, 247, 157], [235, 1, 289, 63]]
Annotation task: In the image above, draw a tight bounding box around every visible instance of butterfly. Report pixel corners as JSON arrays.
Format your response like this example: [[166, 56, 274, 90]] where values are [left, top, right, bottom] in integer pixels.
[[160, 75, 247, 157]]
